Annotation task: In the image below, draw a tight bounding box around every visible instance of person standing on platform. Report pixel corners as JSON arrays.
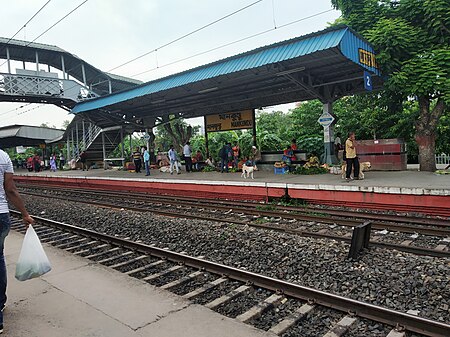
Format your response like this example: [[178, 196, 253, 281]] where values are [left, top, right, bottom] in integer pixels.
[[232, 143, 240, 168], [168, 145, 180, 175], [79, 151, 88, 171], [345, 132, 360, 181], [59, 153, 65, 170], [132, 147, 142, 173], [143, 146, 150, 176], [183, 141, 192, 172], [33, 153, 41, 172], [0, 149, 34, 334], [251, 145, 261, 168], [219, 143, 229, 173], [49, 154, 57, 172]]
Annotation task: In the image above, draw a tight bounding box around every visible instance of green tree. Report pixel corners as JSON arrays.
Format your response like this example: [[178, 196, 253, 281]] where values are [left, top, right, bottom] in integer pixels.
[[154, 116, 200, 153], [61, 120, 71, 130], [331, 0, 450, 171]]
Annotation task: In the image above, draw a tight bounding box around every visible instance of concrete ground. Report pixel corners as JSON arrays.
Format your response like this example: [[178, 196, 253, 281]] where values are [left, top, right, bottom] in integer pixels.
[[3, 230, 276, 337], [14, 164, 450, 192]]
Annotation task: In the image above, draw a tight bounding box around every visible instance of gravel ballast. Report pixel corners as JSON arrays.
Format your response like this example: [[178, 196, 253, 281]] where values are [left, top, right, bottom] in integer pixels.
[[18, 196, 450, 324]]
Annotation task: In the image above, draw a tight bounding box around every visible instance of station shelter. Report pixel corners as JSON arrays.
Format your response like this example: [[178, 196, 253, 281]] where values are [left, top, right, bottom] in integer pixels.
[[2, 25, 382, 167]]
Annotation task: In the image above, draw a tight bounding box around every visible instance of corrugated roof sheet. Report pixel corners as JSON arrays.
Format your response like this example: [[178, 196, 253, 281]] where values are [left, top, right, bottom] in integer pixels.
[[0, 37, 68, 54], [72, 25, 381, 115], [72, 26, 351, 114], [0, 125, 64, 141]]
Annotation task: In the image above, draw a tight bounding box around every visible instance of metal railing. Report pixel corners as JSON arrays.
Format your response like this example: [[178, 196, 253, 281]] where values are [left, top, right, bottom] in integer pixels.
[[68, 122, 103, 160], [0, 73, 98, 103], [435, 154, 450, 165]]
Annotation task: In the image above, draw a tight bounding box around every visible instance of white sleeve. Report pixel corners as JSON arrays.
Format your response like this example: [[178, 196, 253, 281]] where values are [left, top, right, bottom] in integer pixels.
[[0, 152, 14, 174]]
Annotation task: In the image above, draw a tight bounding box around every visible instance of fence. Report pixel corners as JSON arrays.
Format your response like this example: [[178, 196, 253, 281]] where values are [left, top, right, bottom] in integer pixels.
[[435, 154, 450, 165]]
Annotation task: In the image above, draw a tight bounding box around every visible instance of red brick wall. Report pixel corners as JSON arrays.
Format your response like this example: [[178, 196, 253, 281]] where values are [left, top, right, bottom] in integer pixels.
[[356, 139, 407, 170]]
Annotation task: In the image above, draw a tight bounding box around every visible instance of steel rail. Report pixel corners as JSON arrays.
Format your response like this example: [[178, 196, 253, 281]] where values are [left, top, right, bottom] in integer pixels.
[[14, 193, 450, 258], [10, 210, 450, 337], [17, 183, 450, 227], [19, 189, 450, 237]]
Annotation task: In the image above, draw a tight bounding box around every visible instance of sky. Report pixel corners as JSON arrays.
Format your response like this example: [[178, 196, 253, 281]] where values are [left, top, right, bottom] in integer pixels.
[[0, 0, 341, 129]]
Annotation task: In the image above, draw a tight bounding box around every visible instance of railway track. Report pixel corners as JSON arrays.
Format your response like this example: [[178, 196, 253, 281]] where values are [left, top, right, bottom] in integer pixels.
[[18, 186, 450, 258], [9, 211, 450, 337]]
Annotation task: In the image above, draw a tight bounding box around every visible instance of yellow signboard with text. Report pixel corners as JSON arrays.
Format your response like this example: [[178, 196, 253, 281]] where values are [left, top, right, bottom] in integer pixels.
[[358, 49, 379, 69], [205, 110, 254, 132]]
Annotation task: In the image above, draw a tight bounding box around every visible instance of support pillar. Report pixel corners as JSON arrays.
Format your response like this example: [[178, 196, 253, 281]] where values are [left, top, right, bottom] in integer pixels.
[[66, 138, 70, 162], [6, 47, 11, 73], [81, 63, 87, 86], [204, 116, 209, 158], [61, 55, 66, 79], [102, 132, 106, 170], [75, 122, 79, 157], [252, 109, 257, 147], [322, 103, 338, 165], [35, 51, 39, 74], [121, 127, 125, 167]]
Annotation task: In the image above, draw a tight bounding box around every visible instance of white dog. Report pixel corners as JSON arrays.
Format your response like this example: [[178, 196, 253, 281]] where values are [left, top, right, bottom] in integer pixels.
[[241, 164, 256, 179], [341, 161, 371, 180]]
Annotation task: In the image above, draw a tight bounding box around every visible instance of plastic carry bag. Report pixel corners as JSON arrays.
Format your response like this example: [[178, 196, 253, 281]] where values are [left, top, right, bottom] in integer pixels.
[[15, 225, 52, 281]]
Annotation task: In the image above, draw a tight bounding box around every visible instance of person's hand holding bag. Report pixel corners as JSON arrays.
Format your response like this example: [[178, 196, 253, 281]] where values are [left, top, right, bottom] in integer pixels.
[[15, 224, 51, 281]]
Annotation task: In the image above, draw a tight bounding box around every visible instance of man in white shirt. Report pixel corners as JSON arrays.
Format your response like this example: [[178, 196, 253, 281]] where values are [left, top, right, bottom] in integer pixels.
[[168, 145, 180, 175], [0, 149, 34, 333], [183, 141, 193, 172]]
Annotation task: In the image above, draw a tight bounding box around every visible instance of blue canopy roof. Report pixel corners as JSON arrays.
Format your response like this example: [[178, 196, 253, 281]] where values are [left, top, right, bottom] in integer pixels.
[[71, 25, 382, 128]]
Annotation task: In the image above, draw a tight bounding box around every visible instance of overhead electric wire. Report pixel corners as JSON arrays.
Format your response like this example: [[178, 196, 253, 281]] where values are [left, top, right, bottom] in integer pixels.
[[25, 0, 89, 47], [132, 8, 335, 78], [2, 0, 52, 45], [0, 103, 33, 118], [2, 104, 45, 122], [58, 0, 266, 95], [108, 0, 263, 72], [0, 0, 89, 69]]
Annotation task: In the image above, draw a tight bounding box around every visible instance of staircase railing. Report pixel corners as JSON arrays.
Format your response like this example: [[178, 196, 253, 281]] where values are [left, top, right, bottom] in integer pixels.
[[0, 73, 98, 103]]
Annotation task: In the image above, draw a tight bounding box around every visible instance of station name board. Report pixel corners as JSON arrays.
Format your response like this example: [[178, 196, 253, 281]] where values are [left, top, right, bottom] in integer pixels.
[[206, 110, 254, 132], [358, 49, 379, 69]]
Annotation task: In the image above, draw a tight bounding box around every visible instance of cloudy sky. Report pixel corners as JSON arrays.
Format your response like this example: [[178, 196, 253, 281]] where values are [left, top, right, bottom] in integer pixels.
[[0, 0, 340, 128]]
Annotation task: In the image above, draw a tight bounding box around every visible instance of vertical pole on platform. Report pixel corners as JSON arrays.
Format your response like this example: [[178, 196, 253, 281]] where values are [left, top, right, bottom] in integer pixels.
[[204, 116, 209, 159], [76, 122, 79, 156], [322, 103, 338, 165], [71, 129, 74, 160], [252, 109, 257, 147], [102, 131, 106, 170], [108, 80, 112, 94], [129, 133, 132, 157], [66, 138, 70, 162], [145, 128, 150, 153], [82, 120, 86, 150], [120, 127, 125, 167]]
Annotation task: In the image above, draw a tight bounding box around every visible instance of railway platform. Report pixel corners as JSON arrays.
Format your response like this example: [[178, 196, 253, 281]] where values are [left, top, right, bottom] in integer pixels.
[[13, 166, 450, 216], [4, 230, 275, 337]]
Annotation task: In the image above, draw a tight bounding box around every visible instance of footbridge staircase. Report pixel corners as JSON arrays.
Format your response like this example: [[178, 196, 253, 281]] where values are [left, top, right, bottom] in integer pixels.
[[0, 37, 142, 165]]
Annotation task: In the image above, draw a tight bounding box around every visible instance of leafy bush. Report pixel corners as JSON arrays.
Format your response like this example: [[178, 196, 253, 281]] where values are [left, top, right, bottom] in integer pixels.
[[292, 165, 328, 175], [202, 166, 216, 172]]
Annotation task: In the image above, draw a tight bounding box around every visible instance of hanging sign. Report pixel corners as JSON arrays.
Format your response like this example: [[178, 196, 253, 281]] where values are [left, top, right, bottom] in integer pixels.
[[205, 110, 253, 132], [364, 71, 373, 91], [318, 112, 335, 127], [358, 49, 379, 69], [143, 133, 151, 141]]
